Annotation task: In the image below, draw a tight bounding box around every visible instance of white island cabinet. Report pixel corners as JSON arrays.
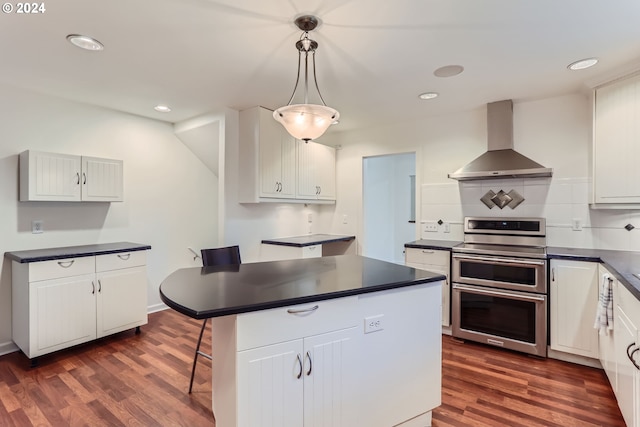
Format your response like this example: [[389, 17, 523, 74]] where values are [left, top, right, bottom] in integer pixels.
[[8, 243, 150, 363], [211, 284, 440, 427], [159, 255, 443, 427]]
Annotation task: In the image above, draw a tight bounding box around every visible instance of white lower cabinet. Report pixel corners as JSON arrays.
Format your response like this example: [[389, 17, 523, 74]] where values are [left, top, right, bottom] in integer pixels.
[[211, 282, 442, 427], [12, 251, 148, 360], [237, 327, 357, 427], [549, 259, 599, 358], [598, 265, 617, 390], [405, 248, 451, 327], [614, 283, 640, 427]]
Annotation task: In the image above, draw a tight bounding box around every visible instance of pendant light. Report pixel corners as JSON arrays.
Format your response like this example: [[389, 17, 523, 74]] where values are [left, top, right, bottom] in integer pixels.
[[273, 15, 339, 142]]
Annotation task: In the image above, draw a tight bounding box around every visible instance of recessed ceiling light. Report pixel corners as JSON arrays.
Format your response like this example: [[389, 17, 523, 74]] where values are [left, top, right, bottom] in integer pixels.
[[434, 65, 464, 78], [567, 58, 598, 71], [66, 34, 104, 51], [154, 105, 172, 113], [419, 92, 439, 100]]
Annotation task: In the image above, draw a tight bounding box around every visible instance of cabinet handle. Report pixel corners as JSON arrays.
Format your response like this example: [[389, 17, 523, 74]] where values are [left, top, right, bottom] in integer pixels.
[[421, 250, 435, 254], [58, 260, 75, 268], [296, 354, 303, 379], [98, 280, 102, 293], [551, 268, 555, 282], [318, 186, 321, 195], [82, 172, 87, 185], [117, 253, 131, 260], [91, 281, 95, 295], [287, 305, 319, 315], [75, 172, 80, 185], [627, 343, 640, 370], [305, 351, 312, 376], [274, 182, 279, 192]]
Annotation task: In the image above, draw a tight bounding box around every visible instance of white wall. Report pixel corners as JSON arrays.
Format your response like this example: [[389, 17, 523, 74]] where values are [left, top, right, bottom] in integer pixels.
[[0, 84, 219, 354], [329, 93, 640, 251]]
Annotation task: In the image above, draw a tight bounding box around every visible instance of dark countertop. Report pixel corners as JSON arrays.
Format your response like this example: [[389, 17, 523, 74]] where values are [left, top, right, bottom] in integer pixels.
[[5, 242, 152, 263], [261, 234, 355, 247], [548, 247, 640, 300], [159, 254, 445, 319], [404, 240, 462, 251]]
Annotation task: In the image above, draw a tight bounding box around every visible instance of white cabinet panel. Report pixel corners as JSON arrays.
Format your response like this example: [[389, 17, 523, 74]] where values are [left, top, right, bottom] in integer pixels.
[[303, 328, 358, 427], [19, 150, 123, 202], [614, 284, 640, 427], [405, 248, 450, 327], [549, 260, 599, 358], [81, 156, 123, 202], [237, 340, 303, 427], [96, 265, 148, 338], [32, 274, 97, 353], [593, 72, 640, 205], [297, 141, 336, 200]]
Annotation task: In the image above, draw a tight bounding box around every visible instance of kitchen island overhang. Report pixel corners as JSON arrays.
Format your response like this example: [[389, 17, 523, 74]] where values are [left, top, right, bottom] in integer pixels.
[[159, 255, 444, 427]]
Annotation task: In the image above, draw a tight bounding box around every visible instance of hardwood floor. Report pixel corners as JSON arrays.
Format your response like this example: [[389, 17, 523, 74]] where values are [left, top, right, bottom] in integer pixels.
[[0, 309, 625, 426]]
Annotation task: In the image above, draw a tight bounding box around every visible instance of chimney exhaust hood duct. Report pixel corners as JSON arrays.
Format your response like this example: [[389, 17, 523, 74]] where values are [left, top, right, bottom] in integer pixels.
[[448, 100, 553, 181]]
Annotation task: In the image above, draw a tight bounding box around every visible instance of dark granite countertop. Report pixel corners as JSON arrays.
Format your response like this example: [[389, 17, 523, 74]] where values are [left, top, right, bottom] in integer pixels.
[[547, 247, 640, 300], [261, 234, 355, 247], [404, 240, 462, 251], [159, 254, 445, 319], [5, 242, 151, 263]]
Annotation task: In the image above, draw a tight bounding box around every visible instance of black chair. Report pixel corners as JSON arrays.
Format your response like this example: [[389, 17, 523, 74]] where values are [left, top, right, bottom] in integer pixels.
[[189, 245, 241, 394]]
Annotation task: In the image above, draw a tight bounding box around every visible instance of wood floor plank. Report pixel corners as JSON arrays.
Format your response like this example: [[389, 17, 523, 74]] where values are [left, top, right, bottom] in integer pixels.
[[0, 310, 626, 426]]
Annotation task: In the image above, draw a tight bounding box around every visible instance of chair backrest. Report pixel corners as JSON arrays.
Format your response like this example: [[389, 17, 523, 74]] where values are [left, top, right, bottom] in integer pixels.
[[201, 245, 241, 267]]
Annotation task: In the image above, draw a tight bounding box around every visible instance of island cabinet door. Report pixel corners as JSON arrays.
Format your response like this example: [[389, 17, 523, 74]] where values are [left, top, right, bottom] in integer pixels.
[[303, 327, 358, 426], [237, 339, 304, 427]]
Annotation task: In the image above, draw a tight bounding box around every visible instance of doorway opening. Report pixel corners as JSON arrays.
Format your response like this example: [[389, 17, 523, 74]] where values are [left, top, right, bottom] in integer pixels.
[[362, 152, 416, 264]]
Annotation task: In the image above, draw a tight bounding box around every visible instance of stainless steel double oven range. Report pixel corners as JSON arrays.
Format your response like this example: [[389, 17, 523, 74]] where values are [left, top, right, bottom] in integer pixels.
[[452, 217, 548, 357]]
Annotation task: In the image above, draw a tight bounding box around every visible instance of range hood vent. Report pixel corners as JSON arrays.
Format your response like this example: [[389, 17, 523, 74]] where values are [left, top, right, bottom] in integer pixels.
[[448, 100, 553, 181]]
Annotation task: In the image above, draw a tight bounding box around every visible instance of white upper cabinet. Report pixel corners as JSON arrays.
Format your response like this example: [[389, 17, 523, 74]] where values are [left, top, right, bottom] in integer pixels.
[[239, 106, 336, 203], [296, 140, 336, 200], [19, 150, 123, 202], [593, 72, 640, 206]]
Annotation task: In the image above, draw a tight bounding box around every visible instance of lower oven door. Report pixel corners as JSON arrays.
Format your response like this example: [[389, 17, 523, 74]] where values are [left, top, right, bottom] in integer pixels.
[[452, 283, 547, 357]]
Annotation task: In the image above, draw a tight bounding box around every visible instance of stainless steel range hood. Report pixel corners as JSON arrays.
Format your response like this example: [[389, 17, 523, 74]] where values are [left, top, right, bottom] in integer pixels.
[[448, 100, 553, 181]]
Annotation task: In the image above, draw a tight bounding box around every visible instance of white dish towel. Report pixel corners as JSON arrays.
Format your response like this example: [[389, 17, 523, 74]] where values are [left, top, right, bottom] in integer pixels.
[[594, 274, 613, 335]]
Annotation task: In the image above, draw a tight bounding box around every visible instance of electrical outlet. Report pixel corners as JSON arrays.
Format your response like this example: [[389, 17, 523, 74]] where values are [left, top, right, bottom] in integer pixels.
[[342, 214, 348, 224], [423, 222, 438, 233], [444, 222, 451, 233], [32, 220, 43, 234], [572, 218, 582, 231], [308, 213, 313, 223], [364, 314, 384, 334]]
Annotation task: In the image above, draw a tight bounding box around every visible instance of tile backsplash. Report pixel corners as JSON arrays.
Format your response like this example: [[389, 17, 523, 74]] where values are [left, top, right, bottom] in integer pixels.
[[421, 177, 640, 251]]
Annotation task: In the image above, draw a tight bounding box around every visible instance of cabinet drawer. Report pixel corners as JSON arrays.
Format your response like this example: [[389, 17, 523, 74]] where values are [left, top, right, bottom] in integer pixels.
[[96, 251, 146, 272], [405, 248, 449, 266], [236, 296, 358, 351], [28, 256, 95, 282]]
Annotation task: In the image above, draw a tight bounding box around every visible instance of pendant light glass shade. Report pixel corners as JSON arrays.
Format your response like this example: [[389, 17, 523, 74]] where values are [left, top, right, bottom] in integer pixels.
[[274, 15, 339, 142], [273, 104, 339, 141]]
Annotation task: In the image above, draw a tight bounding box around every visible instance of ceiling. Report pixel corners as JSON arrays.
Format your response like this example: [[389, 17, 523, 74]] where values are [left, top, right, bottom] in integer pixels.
[[3, 0, 640, 135]]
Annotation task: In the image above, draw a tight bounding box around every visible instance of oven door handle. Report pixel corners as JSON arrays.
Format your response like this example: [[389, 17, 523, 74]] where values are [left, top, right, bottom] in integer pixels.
[[452, 254, 546, 267], [453, 283, 546, 302]]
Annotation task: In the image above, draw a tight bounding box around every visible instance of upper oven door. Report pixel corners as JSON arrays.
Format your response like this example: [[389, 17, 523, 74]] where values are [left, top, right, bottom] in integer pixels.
[[452, 253, 547, 293]]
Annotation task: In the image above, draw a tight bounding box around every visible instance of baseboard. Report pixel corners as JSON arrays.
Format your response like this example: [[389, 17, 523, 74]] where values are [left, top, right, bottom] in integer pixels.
[[0, 341, 19, 357], [148, 303, 169, 314], [441, 325, 452, 336], [547, 347, 602, 369]]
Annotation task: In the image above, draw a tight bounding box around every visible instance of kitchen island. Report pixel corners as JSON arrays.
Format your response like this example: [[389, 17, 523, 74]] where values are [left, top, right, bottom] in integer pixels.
[[160, 255, 444, 427]]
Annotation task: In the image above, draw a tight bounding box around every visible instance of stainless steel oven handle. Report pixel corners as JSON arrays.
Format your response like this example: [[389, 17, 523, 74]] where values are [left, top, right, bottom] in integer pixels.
[[453, 283, 546, 302], [452, 254, 546, 267]]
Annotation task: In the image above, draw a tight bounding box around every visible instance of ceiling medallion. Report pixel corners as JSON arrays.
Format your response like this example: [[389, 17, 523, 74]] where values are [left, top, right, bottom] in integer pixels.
[[273, 15, 339, 142], [481, 189, 524, 210]]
